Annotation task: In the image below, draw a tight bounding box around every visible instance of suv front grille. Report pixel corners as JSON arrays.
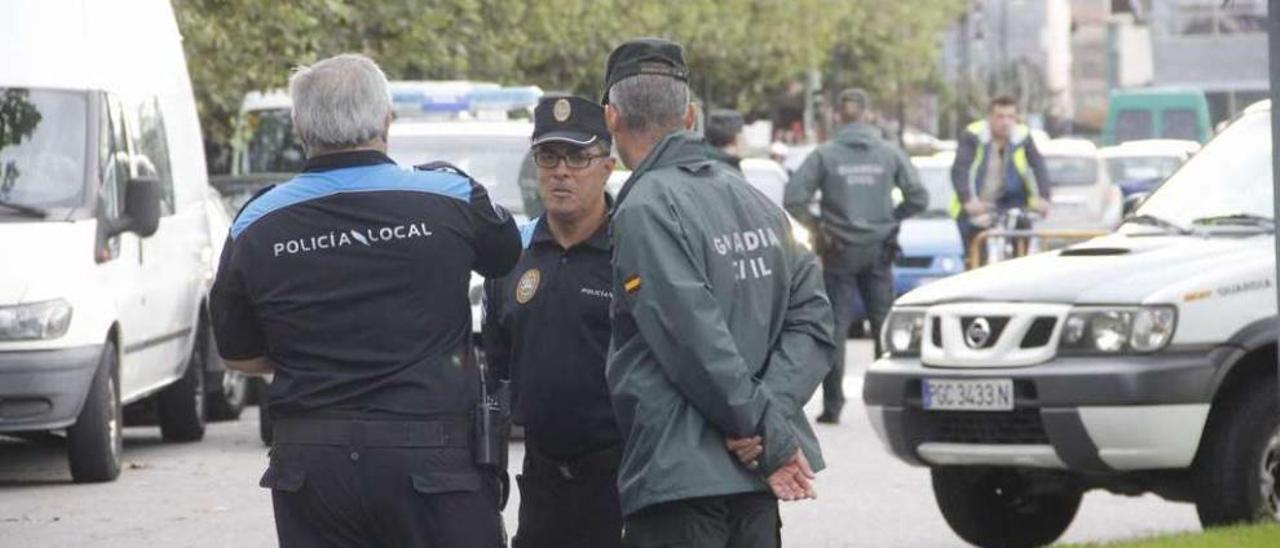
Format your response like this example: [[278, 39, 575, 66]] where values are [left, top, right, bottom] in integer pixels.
[[915, 409, 1049, 445]]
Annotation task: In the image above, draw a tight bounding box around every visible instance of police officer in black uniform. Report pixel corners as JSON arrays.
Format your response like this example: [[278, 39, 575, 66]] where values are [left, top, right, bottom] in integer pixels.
[[210, 53, 519, 547], [482, 95, 623, 548]]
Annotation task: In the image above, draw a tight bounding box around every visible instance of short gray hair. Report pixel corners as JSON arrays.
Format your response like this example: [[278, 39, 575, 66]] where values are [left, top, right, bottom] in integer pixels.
[[607, 69, 689, 139], [289, 54, 392, 152]]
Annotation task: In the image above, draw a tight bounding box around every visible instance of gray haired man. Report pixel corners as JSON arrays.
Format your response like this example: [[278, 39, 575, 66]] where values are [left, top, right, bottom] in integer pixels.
[[604, 38, 836, 548], [210, 53, 519, 547]]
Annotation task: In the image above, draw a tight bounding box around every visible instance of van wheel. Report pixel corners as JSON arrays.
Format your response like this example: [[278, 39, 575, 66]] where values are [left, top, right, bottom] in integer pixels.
[[157, 332, 207, 442], [205, 325, 248, 421], [932, 467, 1081, 547], [67, 342, 123, 483], [1194, 377, 1280, 526]]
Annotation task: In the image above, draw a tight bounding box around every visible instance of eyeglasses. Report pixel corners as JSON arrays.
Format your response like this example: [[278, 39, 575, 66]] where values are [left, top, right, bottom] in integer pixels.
[[533, 150, 609, 169]]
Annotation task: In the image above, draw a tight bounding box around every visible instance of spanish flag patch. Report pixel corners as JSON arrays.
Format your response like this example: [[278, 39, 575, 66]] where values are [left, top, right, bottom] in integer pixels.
[[624, 275, 643, 294]]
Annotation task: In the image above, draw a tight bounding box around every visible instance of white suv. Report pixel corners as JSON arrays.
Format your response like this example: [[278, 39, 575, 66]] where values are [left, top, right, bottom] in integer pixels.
[[863, 101, 1277, 546]]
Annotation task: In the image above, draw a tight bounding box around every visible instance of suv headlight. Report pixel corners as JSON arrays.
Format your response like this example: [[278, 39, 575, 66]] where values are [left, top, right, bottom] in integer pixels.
[[1059, 306, 1176, 354], [882, 309, 925, 357], [0, 299, 74, 341]]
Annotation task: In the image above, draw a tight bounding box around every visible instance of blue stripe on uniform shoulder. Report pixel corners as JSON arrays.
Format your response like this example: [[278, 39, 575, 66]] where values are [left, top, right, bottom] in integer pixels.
[[519, 217, 540, 249], [230, 164, 473, 239]]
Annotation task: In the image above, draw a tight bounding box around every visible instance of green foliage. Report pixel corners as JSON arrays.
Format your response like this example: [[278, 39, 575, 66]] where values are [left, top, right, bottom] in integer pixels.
[[173, 0, 965, 152]]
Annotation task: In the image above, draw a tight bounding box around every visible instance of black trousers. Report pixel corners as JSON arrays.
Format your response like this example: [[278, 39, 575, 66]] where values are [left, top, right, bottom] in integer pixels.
[[822, 243, 894, 416], [622, 492, 781, 548], [261, 419, 505, 548], [514, 445, 624, 548]]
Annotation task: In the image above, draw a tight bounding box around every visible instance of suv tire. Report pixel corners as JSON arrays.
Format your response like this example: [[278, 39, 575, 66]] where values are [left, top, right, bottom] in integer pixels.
[[932, 467, 1081, 547], [1195, 377, 1280, 526]]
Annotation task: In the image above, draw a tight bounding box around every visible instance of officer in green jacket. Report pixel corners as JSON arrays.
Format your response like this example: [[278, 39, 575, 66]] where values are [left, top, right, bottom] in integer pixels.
[[603, 38, 836, 548], [783, 88, 929, 425]]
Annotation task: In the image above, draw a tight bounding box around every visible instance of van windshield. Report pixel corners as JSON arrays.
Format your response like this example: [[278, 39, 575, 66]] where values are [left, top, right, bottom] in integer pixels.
[[0, 88, 88, 218], [1135, 110, 1272, 229]]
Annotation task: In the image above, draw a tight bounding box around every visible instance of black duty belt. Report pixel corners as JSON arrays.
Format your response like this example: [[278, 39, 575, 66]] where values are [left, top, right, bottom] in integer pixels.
[[273, 418, 471, 448], [525, 444, 622, 480]]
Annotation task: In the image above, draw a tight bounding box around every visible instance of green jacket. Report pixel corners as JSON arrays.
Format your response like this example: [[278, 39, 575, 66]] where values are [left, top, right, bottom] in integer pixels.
[[783, 123, 929, 249], [609, 132, 836, 517]]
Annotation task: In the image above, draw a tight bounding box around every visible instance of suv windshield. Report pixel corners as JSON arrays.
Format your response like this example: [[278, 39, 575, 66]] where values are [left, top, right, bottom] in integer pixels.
[[0, 88, 88, 217], [1135, 109, 1272, 229], [388, 133, 529, 215]]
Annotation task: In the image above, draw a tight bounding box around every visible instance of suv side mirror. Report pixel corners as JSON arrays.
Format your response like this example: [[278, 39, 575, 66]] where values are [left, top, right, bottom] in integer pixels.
[[1123, 192, 1150, 217], [108, 177, 162, 238]]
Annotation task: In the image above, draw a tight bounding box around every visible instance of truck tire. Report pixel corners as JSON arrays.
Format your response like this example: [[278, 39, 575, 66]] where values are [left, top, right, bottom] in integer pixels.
[[157, 331, 207, 442], [204, 322, 248, 421], [932, 467, 1081, 547], [67, 342, 123, 483], [1194, 377, 1280, 526]]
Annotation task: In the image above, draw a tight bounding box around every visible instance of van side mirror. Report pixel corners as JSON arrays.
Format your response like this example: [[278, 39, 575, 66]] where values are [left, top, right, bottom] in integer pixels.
[[107, 177, 162, 238], [1123, 192, 1150, 217]]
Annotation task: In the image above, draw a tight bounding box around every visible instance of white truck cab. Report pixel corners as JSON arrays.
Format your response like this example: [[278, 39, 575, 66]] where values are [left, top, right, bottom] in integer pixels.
[[0, 0, 231, 482], [864, 101, 1277, 546]]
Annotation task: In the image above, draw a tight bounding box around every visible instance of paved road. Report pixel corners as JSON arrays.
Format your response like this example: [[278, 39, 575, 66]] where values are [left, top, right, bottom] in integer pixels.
[[0, 341, 1200, 547]]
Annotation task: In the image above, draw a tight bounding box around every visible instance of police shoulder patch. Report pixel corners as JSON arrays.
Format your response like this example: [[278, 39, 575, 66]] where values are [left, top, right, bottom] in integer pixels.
[[516, 269, 541, 304]]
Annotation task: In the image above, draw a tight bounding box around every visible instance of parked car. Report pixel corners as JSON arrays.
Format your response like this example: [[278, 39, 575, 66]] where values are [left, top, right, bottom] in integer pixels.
[[863, 100, 1276, 546], [0, 0, 230, 482], [901, 153, 967, 294], [1037, 138, 1123, 232], [1099, 139, 1201, 199]]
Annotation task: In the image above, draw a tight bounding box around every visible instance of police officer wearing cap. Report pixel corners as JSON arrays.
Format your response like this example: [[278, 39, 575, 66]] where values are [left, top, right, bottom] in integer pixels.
[[603, 38, 836, 548], [482, 95, 623, 548], [210, 54, 519, 547]]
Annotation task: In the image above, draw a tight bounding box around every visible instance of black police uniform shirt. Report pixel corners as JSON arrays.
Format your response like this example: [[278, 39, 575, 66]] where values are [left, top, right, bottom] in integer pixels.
[[482, 215, 620, 460], [210, 150, 520, 421]]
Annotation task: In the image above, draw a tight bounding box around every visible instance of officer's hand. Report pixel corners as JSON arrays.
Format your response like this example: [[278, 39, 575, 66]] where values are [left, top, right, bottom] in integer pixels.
[[725, 436, 763, 468], [767, 449, 817, 502], [964, 199, 987, 217], [1032, 201, 1050, 216]]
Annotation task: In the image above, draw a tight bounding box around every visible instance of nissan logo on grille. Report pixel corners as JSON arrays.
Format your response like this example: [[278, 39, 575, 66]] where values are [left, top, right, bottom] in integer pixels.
[[965, 318, 993, 349]]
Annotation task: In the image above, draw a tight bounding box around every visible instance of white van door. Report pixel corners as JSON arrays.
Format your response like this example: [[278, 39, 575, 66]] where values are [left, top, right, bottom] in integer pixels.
[[98, 94, 155, 402], [119, 95, 201, 395]]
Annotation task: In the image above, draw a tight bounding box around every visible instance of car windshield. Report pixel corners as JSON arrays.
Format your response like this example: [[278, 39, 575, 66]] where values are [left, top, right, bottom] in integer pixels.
[[240, 108, 304, 174], [1044, 155, 1098, 186], [1105, 155, 1183, 183], [0, 88, 88, 216], [387, 133, 528, 214], [916, 165, 956, 214], [1135, 110, 1272, 229]]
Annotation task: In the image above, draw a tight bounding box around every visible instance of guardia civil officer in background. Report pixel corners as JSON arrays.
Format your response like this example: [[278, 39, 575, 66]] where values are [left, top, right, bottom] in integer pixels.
[[705, 108, 746, 172], [482, 95, 624, 548], [209, 54, 520, 547], [604, 38, 836, 548], [784, 88, 929, 425]]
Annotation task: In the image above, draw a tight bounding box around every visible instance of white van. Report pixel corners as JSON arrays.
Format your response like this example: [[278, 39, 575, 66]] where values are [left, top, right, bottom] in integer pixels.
[[863, 101, 1276, 546], [0, 0, 232, 482]]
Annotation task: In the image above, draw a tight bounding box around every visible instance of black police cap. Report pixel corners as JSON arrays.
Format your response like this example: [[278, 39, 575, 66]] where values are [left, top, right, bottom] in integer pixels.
[[601, 38, 688, 104], [532, 95, 611, 148]]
